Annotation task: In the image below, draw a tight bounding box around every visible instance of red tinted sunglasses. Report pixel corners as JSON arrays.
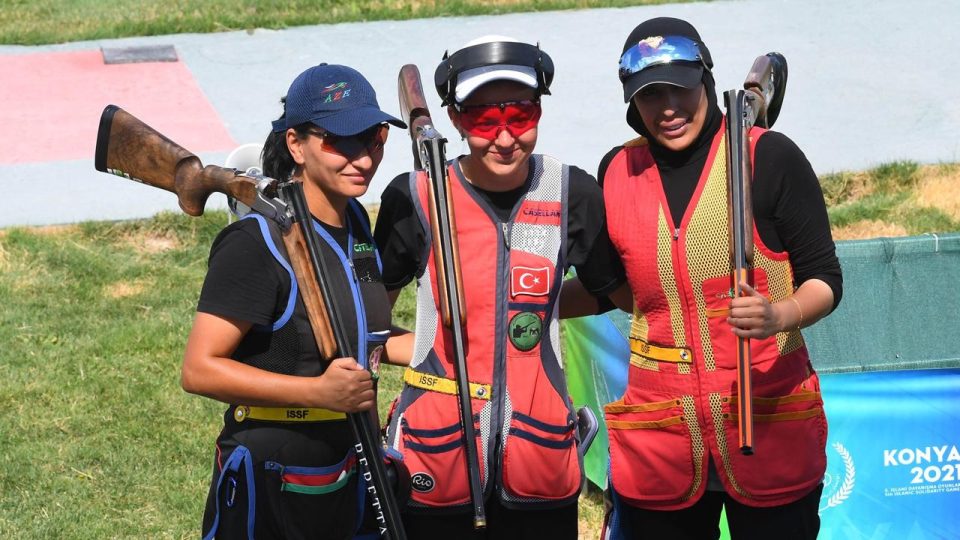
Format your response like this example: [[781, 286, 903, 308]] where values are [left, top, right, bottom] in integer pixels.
[[307, 124, 389, 159], [456, 100, 542, 140]]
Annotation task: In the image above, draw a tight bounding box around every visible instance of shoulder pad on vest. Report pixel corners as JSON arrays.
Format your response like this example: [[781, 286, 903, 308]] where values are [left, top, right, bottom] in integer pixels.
[[624, 136, 648, 147]]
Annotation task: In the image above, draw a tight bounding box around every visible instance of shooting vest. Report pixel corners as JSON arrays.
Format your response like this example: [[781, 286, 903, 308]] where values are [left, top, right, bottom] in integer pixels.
[[601, 124, 827, 510], [232, 201, 390, 382], [386, 156, 583, 511], [202, 201, 391, 540]]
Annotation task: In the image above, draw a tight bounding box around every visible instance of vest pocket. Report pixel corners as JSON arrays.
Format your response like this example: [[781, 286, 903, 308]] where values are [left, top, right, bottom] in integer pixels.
[[701, 272, 780, 370], [604, 397, 696, 505], [398, 394, 483, 507], [262, 450, 361, 539], [719, 378, 827, 501], [501, 412, 580, 500]]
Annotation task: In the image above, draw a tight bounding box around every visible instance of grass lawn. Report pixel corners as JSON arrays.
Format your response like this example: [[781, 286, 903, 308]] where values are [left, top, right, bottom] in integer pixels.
[[1, 160, 957, 537], [0, 0, 689, 45]]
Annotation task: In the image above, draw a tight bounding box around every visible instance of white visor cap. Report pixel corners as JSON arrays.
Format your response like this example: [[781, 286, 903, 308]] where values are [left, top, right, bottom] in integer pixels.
[[453, 35, 539, 103]]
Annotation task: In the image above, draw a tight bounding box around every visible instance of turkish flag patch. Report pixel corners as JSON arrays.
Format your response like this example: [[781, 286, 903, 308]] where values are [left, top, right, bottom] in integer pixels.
[[511, 266, 550, 297]]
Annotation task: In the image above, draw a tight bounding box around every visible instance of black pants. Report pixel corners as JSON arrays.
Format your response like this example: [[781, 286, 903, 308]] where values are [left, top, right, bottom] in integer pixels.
[[616, 484, 823, 540], [403, 496, 578, 540]]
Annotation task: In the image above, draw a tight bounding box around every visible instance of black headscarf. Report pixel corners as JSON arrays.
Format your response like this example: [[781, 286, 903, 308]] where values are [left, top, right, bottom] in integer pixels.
[[619, 17, 724, 223]]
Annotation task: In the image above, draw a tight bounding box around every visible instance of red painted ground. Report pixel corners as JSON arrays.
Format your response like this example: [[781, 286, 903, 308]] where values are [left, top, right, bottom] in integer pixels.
[[0, 50, 236, 165]]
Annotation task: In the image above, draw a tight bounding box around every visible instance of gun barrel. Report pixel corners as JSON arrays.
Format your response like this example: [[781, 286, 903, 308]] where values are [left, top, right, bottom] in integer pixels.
[[397, 64, 486, 529]]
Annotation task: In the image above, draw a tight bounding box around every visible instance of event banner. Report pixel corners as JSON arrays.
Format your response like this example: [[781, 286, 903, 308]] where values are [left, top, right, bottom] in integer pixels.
[[564, 314, 960, 539]]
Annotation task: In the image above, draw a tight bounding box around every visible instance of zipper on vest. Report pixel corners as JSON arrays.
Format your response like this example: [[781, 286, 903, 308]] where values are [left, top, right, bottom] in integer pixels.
[[347, 259, 359, 281], [501, 223, 510, 249], [674, 227, 680, 241]]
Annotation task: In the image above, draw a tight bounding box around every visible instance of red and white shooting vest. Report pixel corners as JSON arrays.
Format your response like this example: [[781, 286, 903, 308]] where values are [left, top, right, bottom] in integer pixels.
[[386, 155, 583, 511]]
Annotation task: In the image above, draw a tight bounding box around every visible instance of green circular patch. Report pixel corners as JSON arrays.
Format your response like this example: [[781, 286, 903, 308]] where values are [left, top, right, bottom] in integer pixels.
[[509, 311, 543, 352]]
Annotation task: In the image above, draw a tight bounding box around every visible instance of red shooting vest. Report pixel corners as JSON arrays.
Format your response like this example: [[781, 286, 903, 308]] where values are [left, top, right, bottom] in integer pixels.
[[386, 156, 582, 511], [602, 124, 827, 510]]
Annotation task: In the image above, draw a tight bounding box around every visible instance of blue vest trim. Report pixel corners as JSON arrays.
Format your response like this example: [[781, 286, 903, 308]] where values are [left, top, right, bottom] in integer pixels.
[[311, 211, 368, 368], [202, 445, 256, 540], [242, 214, 298, 332]]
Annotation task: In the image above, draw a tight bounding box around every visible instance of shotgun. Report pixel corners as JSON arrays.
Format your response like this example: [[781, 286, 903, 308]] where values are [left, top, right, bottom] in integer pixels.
[[723, 53, 788, 456], [396, 65, 486, 529], [94, 105, 407, 539]]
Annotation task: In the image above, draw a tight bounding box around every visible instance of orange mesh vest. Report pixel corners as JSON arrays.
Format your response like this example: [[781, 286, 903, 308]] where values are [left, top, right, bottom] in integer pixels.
[[386, 156, 582, 511], [601, 123, 827, 510]]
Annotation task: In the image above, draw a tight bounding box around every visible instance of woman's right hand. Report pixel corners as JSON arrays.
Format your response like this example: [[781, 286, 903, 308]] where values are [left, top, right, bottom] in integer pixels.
[[313, 358, 375, 413]]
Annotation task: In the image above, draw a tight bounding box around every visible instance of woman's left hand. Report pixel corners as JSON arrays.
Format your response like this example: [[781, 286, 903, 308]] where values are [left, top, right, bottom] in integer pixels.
[[727, 282, 782, 339]]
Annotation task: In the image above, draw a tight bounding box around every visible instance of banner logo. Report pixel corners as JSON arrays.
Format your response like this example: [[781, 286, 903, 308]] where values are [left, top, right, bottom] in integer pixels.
[[511, 266, 550, 297], [820, 441, 856, 513]]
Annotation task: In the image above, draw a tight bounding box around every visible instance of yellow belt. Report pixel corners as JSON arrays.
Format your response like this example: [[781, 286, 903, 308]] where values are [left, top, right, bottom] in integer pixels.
[[630, 338, 693, 365], [403, 368, 492, 400], [233, 405, 346, 423]]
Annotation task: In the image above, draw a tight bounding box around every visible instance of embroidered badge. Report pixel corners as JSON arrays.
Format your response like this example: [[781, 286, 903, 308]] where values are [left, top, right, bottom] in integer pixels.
[[410, 472, 435, 493], [321, 82, 352, 103], [510, 266, 550, 297], [509, 311, 543, 352]]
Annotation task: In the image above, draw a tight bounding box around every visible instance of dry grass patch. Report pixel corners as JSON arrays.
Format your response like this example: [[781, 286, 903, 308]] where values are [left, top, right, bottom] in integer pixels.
[[104, 279, 147, 299], [27, 225, 80, 236], [820, 170, 875, 206], [916, 166, 960, 220], [833, 220, 908, 241], [124, 231, 180, 254], [578, 489, 606, 540]]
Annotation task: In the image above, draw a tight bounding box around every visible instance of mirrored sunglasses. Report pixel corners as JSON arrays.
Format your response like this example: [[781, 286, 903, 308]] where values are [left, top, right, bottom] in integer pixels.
[[307, 124, 389, 159], [456, 100, 542, 140], [618, 35, 706, 81]]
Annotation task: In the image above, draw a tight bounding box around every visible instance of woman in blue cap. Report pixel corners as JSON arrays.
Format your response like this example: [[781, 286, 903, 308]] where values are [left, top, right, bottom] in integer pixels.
[[597, 17, 841, 540], [181, 63, 410, 539]]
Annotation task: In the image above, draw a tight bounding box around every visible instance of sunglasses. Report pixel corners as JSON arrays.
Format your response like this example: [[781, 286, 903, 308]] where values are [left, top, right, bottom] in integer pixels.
[[306, 124, 389, 159], [455, 100, 542, 140], [618, 35, 707, 81]]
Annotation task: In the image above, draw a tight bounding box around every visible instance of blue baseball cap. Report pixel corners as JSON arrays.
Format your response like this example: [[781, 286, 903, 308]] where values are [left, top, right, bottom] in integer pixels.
[[272, 64, 406, 135]]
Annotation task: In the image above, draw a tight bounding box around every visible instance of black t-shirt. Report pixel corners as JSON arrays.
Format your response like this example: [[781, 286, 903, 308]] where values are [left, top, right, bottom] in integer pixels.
[[373, 157, 626, 296], [198, 210, 390, 342], [598, 127, 843, 308]]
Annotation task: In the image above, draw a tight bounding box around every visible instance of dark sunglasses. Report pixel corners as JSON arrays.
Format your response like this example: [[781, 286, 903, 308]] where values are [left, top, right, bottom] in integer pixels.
[[306, 124, 389, 159], [455, 100, 542, 140]]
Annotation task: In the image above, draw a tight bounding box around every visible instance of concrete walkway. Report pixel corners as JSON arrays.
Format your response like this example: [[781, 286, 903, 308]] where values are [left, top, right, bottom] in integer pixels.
[[2, 0, 958, 227]]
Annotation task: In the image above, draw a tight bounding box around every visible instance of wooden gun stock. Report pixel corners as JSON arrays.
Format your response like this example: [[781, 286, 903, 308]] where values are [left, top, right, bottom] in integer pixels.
[[93, 105, 337, 360], [94, 105, 262, 216], [397, 65, 467, 328], [743, 53, 788, 129], [398, 66, 431, 163], [427, 179, 467, 329], [281, 226, 339, 360]]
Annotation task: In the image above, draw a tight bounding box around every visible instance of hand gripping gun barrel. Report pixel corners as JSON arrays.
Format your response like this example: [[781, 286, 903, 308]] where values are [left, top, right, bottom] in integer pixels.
[[723, 53, 788, 456], [94, 105, 407, 539]]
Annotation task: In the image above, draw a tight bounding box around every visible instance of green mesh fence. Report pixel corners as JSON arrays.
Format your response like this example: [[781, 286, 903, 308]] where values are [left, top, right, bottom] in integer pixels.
[[804, 232, 960, 373]]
